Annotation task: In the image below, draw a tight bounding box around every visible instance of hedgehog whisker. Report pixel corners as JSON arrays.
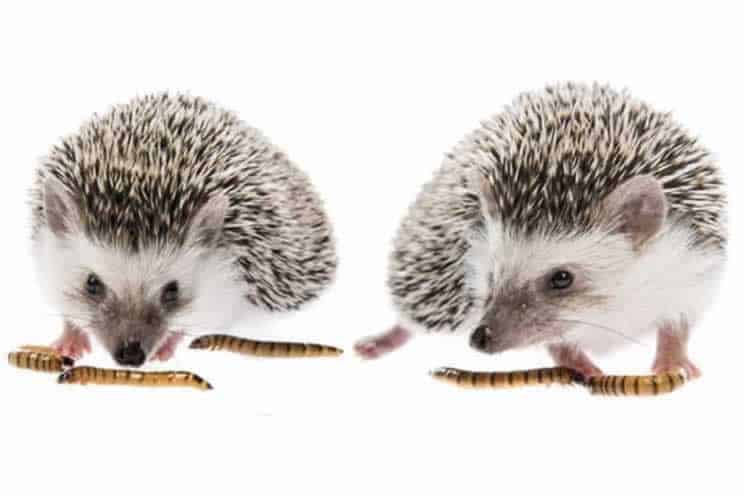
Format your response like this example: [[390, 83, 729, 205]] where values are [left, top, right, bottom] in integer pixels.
[[37, 311, 95, 321], [166, 328, 202, 338], [31, 312, 99, 332], [166, 323, 243, 337], [549, 318, 648, 348]]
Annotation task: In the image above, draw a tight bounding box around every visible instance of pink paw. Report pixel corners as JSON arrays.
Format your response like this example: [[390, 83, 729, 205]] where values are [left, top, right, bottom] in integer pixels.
[[548, 344, 603, 379], [52, 326, 91, 360], [151, 332, 184, 362], [653, 325, 700, 380], [653, 357, 701, 380], [354, 326, 410, 360], [574, 363, 604, 379], [354, 339, 387, 359]]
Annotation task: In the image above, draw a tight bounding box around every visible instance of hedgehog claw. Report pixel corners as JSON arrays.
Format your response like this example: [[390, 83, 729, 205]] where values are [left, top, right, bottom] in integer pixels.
[[152, 332, 184, 362], [548, 344, 603, 379], [653, 323, 701, 380], [52, 323, 91, 360]]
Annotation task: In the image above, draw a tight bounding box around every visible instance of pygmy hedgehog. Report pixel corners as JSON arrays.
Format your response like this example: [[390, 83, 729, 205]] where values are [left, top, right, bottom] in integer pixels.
[[32, 93, 337, 366], [355, 82, 726, 379]]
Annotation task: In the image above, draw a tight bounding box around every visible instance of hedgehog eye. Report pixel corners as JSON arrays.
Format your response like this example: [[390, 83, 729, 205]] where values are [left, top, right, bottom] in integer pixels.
[[161, 281, 179, 307], [85, 273, 105, 298], [549, 270, 574, 290]]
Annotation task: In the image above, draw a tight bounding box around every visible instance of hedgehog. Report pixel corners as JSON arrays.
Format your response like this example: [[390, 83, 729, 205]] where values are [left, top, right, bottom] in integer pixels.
[[355, 82, 726, 380], [31, 93, 337, 367]]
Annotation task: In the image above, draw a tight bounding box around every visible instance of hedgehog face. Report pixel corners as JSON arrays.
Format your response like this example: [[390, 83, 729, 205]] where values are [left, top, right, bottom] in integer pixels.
[[33, 178, 244, 365], [467, 175, 674, 354], [467, 229, 623, 353], [34, 229, 248, 365]]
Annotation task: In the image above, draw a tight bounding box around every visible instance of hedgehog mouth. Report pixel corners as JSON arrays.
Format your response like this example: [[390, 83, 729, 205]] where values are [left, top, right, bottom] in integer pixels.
[[469, 321, 562, 354]]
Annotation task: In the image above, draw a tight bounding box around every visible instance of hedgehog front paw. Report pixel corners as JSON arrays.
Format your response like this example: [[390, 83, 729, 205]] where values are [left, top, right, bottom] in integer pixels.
[[652, 355, 701, 380], [151, 332, 184, 362], [652, 323, 700, 379], [52, 323, 91, 360], [548, 343, 603, 378]]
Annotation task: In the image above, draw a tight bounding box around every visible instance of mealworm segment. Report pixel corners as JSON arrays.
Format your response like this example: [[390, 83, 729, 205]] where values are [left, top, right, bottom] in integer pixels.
[[19, 345, 60, 355], [430, 366, 583, 389], [583, 372, 686, 396], [189, 334, 344, 358], [58, 366, 213, 391], [8, 350, 74, 373]]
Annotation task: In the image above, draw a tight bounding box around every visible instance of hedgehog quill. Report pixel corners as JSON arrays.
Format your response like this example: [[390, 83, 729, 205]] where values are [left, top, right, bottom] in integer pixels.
[[356, 82, 726, 383], [31, 94, 337, 367]]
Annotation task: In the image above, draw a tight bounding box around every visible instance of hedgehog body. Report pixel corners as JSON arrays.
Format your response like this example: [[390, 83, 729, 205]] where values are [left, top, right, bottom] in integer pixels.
[[31, 94, 336, 364], [388, 82, 726, 355]]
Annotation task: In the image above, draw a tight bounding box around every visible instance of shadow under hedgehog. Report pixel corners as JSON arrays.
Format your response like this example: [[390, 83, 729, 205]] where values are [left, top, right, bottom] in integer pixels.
[[31, 93, 337, 367], [355, 82, 726, 380]]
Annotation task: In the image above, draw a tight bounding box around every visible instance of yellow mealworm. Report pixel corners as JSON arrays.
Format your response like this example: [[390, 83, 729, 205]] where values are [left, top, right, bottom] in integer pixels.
[[57, 366, 213, 391], [189, 334, 344, 358], [584, 372, 686, 396], [430, 366, 583, 389], [8, 351, 74, 373], [19, 345, 60, 355]]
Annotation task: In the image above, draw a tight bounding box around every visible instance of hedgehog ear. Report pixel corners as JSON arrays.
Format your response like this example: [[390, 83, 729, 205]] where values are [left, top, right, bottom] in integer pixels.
[[43, 176, 81, 237], [187, 193, 229, 246], [477, 169, 499, 222], [601, 175, 667, 249]]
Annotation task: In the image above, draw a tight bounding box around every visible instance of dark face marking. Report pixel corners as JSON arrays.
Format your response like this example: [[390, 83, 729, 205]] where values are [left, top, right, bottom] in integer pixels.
[[470, 281, 559, 354], [114, 341, 146, 367], [470, 268, 598, 354], [74, 274, 169, 367], [94, 296, 165, 367]]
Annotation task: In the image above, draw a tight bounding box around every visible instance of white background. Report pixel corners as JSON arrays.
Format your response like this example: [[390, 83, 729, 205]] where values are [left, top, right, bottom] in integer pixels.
[[0, 1, 741, 495]]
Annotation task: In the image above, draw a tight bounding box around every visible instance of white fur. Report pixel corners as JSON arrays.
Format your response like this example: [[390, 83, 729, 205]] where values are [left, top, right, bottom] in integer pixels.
[[32, 226, 270, 355], [463, 219, 725, 355]]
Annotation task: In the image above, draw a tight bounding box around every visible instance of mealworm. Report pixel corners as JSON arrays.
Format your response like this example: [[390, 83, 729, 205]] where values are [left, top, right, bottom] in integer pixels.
[[583, 372, 686, 396], [57, 366, 213, 391], [8, 350, 74, 372], [189, 334, 343, 358], [430, 366, 583, 389], [19, 345, 60, 355]]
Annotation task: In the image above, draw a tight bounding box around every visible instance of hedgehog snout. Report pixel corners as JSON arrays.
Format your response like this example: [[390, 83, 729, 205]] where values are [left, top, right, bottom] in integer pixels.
[[470, 325, 494, 352], [469, 323, 513, 354], [114, 341, 146, 367]]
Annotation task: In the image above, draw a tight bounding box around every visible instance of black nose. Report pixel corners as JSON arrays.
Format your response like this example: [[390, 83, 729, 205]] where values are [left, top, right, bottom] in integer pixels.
[[114, 342, 146, 366], [470, 325, 492, 351]]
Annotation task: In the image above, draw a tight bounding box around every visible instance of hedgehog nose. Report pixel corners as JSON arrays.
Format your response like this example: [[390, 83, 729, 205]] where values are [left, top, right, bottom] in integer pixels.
[[470, 325, 493, 351], [114, 342, 146, 367]]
